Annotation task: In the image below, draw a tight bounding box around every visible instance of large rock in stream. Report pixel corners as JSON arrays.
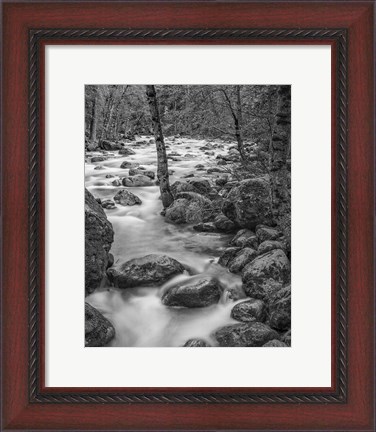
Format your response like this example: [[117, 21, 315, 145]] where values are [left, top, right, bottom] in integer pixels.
[[85, 189, 114, 295], [119, 147, 136, 155], [256, 225, 282, 243], [170, 178, 212, 198], [230, 228, 258, 249], [107, 254, 185, 289], [213, 213, 237, 233], [213, 322, 279, 347], [122, 175, 153, 187], [85, 303, 115, 347], [218, 246, 241, 267], [222, 178, 274, 229], [231, 299, 266, 323], [228, 247, 258, 273], [100, 139, 122, 151], [170, 180, 195, 197], [114, 189, 142, 206], [186, 178, 212, 195], [165, 192, 214, 224], [257, 240, 285, 255], [162, 276, 222, 308], [183, 339, 211, 347], [242, 249, 290, 301], [129, 168, 155, 179], [268, 284, 291, 331], [91, 156, 107, 163], [120, 161, 139, 169]]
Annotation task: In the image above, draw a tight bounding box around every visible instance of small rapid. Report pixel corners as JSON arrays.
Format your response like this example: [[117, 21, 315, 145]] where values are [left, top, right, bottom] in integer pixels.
[[85, 137, 242, 347]]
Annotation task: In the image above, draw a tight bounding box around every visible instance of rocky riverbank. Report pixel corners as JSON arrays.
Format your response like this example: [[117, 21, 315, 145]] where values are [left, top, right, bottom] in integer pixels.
[[85, 136, 291, 347]]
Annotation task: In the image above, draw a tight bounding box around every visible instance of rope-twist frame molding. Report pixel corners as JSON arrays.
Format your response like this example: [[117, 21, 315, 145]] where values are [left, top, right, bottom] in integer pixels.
[[28, 28, 347, 404]]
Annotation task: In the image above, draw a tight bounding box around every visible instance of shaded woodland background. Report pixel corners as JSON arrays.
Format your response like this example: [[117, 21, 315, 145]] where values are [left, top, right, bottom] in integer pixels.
[[85, 85, 291, 239], [85, 85, 288, 156]]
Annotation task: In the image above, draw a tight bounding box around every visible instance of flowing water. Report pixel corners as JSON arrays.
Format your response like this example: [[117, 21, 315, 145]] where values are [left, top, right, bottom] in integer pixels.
[[85, 137, 243, 347]]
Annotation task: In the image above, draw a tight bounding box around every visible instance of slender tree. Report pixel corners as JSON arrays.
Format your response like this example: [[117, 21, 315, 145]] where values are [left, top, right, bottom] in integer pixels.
[[235, 86, 246, 159], [89, 86, 98, 141], [270, 85, 291, 217], [220, 87, 247, 161], [108, 85, 128, 139], [100, 86, 117, 141], [145, 85, 174, 209]]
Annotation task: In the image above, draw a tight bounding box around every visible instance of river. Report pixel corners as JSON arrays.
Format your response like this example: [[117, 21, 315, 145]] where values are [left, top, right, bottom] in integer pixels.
[[85, 137, 242, 347]]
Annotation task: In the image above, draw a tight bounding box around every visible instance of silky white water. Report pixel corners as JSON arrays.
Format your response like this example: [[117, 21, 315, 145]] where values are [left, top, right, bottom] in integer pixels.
[[85, 137, 243, 347]]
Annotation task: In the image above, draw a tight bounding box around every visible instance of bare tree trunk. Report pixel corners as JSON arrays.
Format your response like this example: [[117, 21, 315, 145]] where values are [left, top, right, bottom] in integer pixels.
[[109, 86, 128, 140], [221, 87, 246, 162], [266, 117, 276, 217], [185, 86, 192, 136], [265, 87, 277, 217], [174, 100, 177, 135], [235, 86, 246, 161], [113, 109, 121, 140], [100, 92, 113, 141], [104, 100, 115, 139], [89, 87, 98, 141], [145, 85, 174, 209], [270, 85, 291, 216]]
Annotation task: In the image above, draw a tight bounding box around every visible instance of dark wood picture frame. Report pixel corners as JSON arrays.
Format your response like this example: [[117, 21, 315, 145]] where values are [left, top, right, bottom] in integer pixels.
[[1, 1, 374, 430]]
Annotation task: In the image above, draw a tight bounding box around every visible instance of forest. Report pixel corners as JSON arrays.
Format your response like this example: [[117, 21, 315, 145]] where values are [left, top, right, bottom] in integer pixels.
[[84, 84, 291, 348]]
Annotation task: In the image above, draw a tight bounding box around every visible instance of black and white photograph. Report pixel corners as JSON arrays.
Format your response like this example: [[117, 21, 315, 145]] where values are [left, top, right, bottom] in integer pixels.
[[84, 84, 291, 348]]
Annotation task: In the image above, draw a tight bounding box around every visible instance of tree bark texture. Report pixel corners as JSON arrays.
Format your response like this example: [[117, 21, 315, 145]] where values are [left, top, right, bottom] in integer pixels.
[[270, 85, 291, 217], [221, 87, 246, 162], [89, 87, 98, 141], [145, 85, 174, 209], [235, 86, 246, 161]]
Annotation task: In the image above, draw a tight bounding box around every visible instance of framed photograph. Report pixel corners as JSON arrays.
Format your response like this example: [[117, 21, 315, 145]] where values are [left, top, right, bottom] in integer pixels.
[[1, 1, 374, 431]]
